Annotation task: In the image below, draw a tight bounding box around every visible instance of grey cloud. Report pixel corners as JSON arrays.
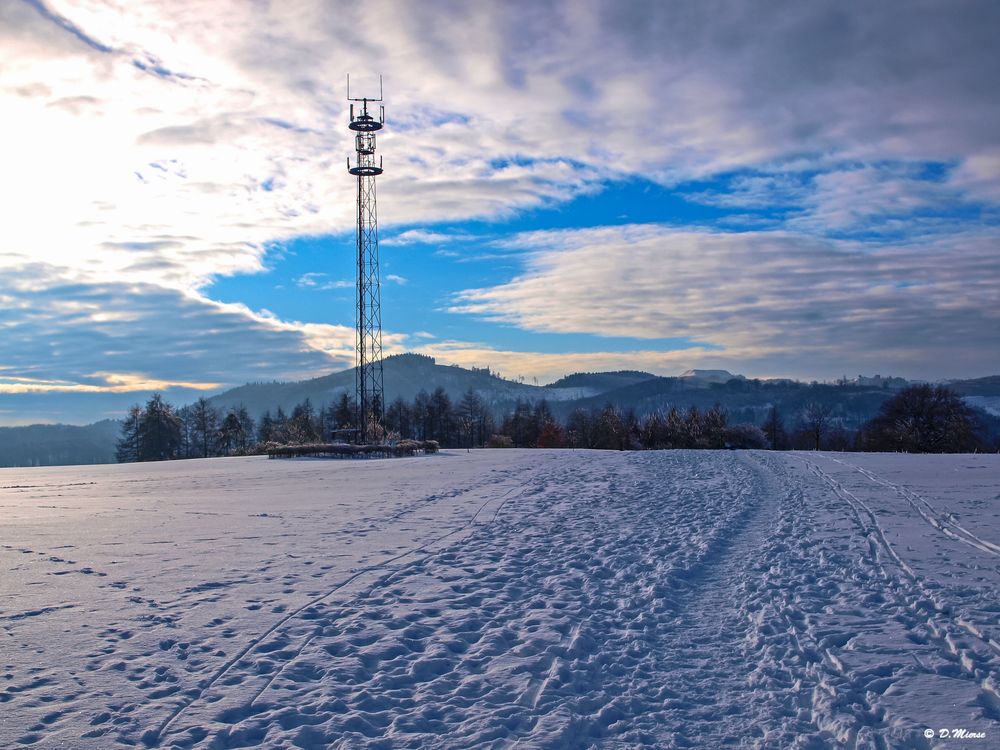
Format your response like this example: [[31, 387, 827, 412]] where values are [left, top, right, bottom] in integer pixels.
[[18, 0, 114, 55], [451, 225, 1000, 380], [10, 0, 999, 255], [137, 121, 222, 147], [102, 240, 183, 252], [0, 264, 349, 391]]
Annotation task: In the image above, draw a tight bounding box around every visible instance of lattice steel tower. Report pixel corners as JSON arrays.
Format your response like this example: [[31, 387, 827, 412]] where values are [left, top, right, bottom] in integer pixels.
[[347, 77, 385, 444]]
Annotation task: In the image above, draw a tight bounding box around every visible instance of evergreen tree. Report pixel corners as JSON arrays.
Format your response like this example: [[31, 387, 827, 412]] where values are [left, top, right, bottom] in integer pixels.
[[257, 410, 276, 444], [217, 410, 243, 456], [177, 405, 195, 458], [236, 405, 255, 452], [385, 397, 413, 440], [190, 397, 219, 458], [333, 393, 355, 430], [138, 394, 183, 461], [565, 408, 594, 448], [623, 408, 641, 450], [428, 387, 454, 444], [504, 399, 534, 447], [273, 406, 289, 444], [115, 405, 143, 463], [762, 406, 787, 450], [412, 390, 431, 440]]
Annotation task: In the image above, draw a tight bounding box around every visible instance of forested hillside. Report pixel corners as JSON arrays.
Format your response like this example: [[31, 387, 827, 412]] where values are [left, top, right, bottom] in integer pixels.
[[4, 357, 1000, 467], [0, 421, 120, 467]]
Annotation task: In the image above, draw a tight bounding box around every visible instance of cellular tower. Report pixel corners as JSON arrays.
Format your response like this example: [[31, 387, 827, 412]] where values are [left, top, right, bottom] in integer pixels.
[[347, 76, 385, 444]]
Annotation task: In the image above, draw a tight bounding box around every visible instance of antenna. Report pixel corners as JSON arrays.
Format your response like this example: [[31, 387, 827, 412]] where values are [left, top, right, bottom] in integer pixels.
[[346, 75, 386, 444], [347, 74, 383, 102]]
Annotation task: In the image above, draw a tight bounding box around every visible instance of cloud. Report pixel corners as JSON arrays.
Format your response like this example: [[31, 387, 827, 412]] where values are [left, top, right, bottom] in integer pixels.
[[296, 272, 353, 290], [0, 264, 362, 393], [382, 229, 472, 246], [792, 165, 964, 235], [449, 225, 1000, 380], [385, 274, 407, 285], [0, 373, 220, 395], [1, 0, 999, 419], [4, 0, 997, 292]]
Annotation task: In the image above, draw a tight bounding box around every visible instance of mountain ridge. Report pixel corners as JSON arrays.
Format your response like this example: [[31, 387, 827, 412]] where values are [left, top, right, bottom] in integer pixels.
[[3, 356, 1000, 467]]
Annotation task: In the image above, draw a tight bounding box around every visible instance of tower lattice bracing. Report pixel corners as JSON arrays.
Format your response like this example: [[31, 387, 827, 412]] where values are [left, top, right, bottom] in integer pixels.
[[347, 81, 385, 444]]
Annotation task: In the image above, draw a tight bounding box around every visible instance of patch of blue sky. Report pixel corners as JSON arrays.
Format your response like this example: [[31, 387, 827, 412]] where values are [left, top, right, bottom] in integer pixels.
[[464, 176, 737, 232], [207, 176, 771, 353], [913, 160, 956, 182], [212, 164, 990, 355]]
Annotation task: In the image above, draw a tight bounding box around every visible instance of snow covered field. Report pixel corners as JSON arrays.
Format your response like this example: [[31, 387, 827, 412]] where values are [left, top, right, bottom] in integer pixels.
[[1, 450, 998, 749]]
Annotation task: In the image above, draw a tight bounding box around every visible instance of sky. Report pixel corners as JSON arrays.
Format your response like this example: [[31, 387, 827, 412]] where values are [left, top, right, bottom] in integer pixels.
[[1, 0, 999, 425]]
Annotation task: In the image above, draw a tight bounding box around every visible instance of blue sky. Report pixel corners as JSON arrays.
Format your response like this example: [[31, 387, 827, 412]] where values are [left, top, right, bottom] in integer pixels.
[[207, 178, 731, 362], [1, 0, 999, 424]]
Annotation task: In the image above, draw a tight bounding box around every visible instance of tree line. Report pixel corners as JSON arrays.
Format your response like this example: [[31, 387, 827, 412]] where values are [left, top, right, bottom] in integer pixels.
[[116, 394, 356, 462], [116, 384, 996, 462]]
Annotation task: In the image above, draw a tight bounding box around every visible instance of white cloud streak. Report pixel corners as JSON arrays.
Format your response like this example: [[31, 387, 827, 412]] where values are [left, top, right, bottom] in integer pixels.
[[450, 225, 1000, 380]]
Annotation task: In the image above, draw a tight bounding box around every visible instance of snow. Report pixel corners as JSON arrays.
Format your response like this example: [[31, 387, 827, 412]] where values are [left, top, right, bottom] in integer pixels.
[[1, 450, 998, 748]]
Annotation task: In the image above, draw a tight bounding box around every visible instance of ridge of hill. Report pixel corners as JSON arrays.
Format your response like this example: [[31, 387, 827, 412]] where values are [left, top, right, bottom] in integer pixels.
[[547, 370, 655, 393], [205, 353, 618, 418], [949, 375, 1000, 397], [3, 360, 1000, 468]]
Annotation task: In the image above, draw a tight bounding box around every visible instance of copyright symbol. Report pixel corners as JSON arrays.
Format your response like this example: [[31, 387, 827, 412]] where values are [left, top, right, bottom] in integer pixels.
[[923, 728, 934, 738]]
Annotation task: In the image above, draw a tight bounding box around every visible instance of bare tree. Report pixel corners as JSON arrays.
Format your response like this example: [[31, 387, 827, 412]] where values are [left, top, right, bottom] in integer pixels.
[[801, 402, 833, 450], [859, 385, 983, 452]]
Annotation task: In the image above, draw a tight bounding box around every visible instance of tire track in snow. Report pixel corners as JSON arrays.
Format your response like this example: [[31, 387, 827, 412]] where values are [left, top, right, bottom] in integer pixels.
[[791, 454, 1000, 727], [149, 474, 530, 747], [747, 453, 900, 747], [241, 477, 531, 711], [824, 455, 1000, 558], [171, 452, 779, 748]]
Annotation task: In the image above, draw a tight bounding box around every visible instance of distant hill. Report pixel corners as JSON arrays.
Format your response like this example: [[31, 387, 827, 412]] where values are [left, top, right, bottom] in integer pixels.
[[4, 358, 1000, 468], [547, 370, 655, 395], [205, 353, 560, 418], [950, 375, 1000, 397], [0, 420, 120, 468], [680, 369, 745, 384]]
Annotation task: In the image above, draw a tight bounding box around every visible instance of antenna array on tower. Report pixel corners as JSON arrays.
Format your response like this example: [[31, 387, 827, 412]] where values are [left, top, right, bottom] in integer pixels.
[[347, 76, 386, 444]]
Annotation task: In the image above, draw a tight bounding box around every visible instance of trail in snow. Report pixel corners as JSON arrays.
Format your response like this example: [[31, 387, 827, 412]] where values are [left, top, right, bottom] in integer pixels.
[[0, 450, 997, 749]]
